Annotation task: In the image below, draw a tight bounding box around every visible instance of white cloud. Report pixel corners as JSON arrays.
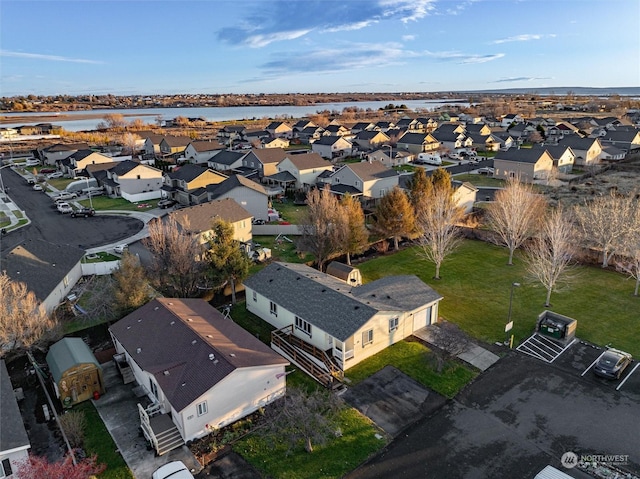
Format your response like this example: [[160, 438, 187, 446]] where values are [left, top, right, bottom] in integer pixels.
[[244, 29, 312, 48], [425, 50, 505, 64], [402, 34, 416, 41], [492, 34, 556, 44], [0, 50, 103, 64]]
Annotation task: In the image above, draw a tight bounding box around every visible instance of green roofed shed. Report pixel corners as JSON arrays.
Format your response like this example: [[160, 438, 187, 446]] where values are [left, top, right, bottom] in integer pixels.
[[46, 337, 105, 408]]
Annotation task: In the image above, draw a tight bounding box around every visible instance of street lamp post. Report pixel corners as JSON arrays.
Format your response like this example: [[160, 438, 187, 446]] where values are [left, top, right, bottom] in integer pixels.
[[505, 282, 520, 348], [85, 178, 93, 210], [384, 144, 393, 163]]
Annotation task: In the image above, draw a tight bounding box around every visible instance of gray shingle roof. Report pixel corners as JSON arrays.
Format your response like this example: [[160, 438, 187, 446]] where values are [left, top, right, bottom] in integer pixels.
[[244, 262, 441, 341], [210, 150, 245, 166], [207, 174, 267, 199], [168, 164, 210, 182], [0, 360, 30, 453], [494, 148, 549, 164], [109, 159, 141, 176], [2, 239, 85, 303], [109, 298, 288, 412]]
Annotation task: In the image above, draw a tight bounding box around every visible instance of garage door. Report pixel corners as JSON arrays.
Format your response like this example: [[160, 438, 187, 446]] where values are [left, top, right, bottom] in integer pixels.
[[412, 306, 431, 331]]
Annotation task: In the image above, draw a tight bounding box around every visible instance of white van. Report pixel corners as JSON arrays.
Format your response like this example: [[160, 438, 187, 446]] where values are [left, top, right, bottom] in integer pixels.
[[25, 158, 41, 166], [417, 153, 442, 166]]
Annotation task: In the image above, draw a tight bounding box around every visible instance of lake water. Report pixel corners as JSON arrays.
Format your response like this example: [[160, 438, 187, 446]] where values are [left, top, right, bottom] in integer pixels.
[[0, 99, 468, 131]]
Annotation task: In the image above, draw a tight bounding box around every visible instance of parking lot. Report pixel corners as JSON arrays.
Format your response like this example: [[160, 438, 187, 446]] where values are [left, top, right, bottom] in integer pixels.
[[347, 351, 640, 479]]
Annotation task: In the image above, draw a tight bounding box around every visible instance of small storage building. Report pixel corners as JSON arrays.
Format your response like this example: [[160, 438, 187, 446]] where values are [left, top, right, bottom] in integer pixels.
[[46, 337, 105, 408], [326, 261, 362, 286]]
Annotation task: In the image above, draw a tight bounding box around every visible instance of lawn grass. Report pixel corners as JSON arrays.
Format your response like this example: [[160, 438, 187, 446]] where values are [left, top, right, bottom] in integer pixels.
[[230, 302, 276, 346], [252, 235, 313, 264], [78, 196, 156, 212], [356, 240, 640, 356], [271, 201, 308, 224], [393, 165, 417, 173], [234, 407, 385, 479], [74, 402, 134, 479], [345, 340, 476, 398], [451, 173, 505, 187], [82, 251, 119, 263]]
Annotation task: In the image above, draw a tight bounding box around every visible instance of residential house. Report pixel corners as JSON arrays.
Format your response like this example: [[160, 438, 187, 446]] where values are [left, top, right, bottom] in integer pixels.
[[319, 160, 399, 201], [207, 174, 270, 221], [598, 129, 640, 153], [546, 121, 580, 138], [263, 137, 290, 149], [396, 132, 440, 154], [466, 133, 503, 152], [0, 360, 30, 477], [0, 127, 18, 139], [351, 130, 390, 151], [167, 198, 253, 245], [493, 148, 554, 182], [297, 126, 325, 143], [507, 122, 535, 139], [533, 144, 575, 173], [366, 148, 413, 168], [217, 125, 247, 145], [556, 137, 603, 166], [163, 164, 228, 206], [244, 262, 442, 385], [59, 149, 113, 176], [184, 141, 224, 164], [160, 136, 192, 159], [452, 181, 478, 214], [350, 122, 376, 134], [373, 121, 395, 132], [143, 134, 166, 156], [109, 298, 288, 453], [493, 131, 516, 150], [311, 136, 353, 160], [266, 121, 293, 139], [322, 124, 351, 137], [431, 129, 470, 153], [3, 239, 84, 315], [102, 160, 164, 202], [292, 119, 316, 131], [39, 142, 90, 165], [464, 123, 492, 136], [241, 148, 289, 178], [501, 114, 524, 128], [600, 145, 626, 161], [207, 150, 246, 173], [243, 130, 270, 146], [272, 153, 333, 190]]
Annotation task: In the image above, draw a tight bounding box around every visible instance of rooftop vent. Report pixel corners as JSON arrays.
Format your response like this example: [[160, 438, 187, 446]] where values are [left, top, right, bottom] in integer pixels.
[[192, 339, 197, 345], [207, 334, 213, 338], [181, 382, 186, 387], [136, 347, 141, 354], [187, 318, 193, 322], [163, 370, 169, 376], [154, 306, 159, 311], [170, 321, 175, 325], [230, 353, 236, 357], [137, 318, 142, 322], [209, 353, 215, 361]]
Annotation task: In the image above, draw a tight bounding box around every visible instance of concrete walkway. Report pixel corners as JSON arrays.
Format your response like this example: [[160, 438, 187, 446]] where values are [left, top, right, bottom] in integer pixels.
[[93, 361, 202, 479], [413, 321, 501, 371]]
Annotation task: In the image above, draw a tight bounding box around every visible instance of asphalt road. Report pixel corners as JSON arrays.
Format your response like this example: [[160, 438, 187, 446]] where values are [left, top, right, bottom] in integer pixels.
[[0, 167, 143, 255], [347, 351, 639, 479]]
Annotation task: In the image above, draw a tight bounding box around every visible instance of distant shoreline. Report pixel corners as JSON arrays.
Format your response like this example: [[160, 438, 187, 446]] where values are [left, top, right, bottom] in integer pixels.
[[0, 112, 157, 125]]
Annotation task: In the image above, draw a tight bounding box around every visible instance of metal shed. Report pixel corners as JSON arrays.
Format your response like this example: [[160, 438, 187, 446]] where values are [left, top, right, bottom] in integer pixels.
[[46, 337, 105, 408]]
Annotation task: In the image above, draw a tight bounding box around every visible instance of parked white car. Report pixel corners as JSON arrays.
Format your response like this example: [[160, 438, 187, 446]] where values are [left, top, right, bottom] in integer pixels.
[[114, 244, 128, 254], [57, 202, 73, 214], [32, 184, 44, 191], [152, 461, 194, 479], [53, 191, 78, 201], [47, 171, 64, 179]]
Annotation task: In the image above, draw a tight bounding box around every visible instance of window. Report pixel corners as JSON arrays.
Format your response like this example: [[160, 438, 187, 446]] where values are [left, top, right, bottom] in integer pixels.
[[295, 316, 312, 337], [253, 291, 257, 302], [149, 378, 158, 399], [389, 317, 399, 332], [1, 458, 13, 477], [270, 302, 278, 316], [196, 401, 208, 416], [362, 329, 373, 346]]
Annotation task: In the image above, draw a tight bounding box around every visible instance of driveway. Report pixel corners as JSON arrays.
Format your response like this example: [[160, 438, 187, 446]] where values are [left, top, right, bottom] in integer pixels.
[[347, 352, 640, 479]]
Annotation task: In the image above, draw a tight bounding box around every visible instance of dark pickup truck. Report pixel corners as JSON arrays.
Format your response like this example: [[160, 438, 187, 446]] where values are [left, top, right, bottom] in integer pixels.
[[70, 207, 96, 218]]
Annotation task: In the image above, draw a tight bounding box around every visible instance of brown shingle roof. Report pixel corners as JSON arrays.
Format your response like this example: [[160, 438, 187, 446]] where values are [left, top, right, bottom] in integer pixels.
[[163, 135, 192, 147], [168, 198, 252, 233], [347, 160, 399, 181], [190, 140, 224, 152], [249, 148, 288, 165], [285, 152, 332, 170], [109, 298, 288, 412]]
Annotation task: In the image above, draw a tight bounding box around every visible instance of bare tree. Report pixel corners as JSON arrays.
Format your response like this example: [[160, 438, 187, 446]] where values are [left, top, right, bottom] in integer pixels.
[[101, 113, 127, 130], [574, 190, 640, 268], [0, 273, 59, 356], [373, 186, 415, 251], [524, 206, 576, 307], [300, 186, 348, 271], [259, 387, 342, 454], [82, 275, 117, 323], [112, 251, 153, 316], [416, 170, 465, 280], [486, 175, 547, 265], [614, 212, 640, 296], [143, 216, 206, 297], [121, 132, 141, 156], [339, 193, 369, 265]]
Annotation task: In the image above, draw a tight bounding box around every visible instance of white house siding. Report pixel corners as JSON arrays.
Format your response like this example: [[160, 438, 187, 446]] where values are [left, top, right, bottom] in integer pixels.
[[179, 365, 286, 442], [557, 151, 575, 173], [214, 188, 269, 222], [42, 261, 82, 315], [311, 143, 334, 159], [1, 448, 30, 478], [121, 190, 162, 202], [117, 176, 163, 195]]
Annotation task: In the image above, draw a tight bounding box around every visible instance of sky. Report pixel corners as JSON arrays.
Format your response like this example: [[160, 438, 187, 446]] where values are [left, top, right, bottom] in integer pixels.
[[1, 0, 639, 96]]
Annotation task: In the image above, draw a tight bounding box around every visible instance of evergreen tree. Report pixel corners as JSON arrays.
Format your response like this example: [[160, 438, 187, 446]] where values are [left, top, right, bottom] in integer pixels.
[[373, 187, 415, 251]]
